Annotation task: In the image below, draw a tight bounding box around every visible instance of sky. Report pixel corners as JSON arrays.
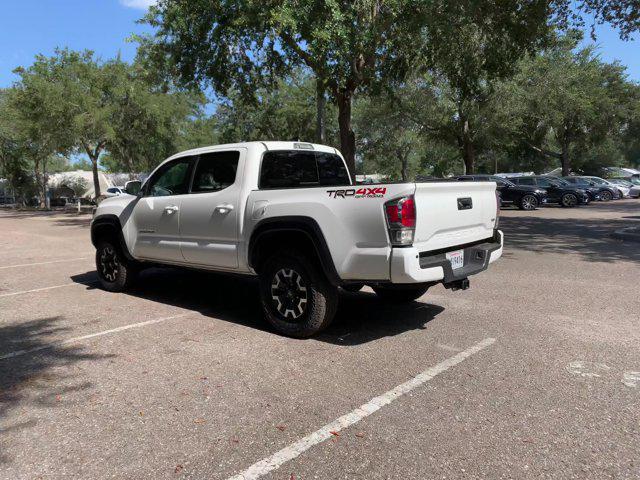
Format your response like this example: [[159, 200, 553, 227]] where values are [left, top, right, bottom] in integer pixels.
[[0, 0, 638, 89]]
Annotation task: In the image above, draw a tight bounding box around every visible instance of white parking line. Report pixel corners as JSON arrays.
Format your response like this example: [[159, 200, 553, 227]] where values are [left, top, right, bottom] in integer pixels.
[[0, 257, 90, 270], [227, 337, 496, 480], [0, 312, 192, 361], [0, 282, 97, 298]]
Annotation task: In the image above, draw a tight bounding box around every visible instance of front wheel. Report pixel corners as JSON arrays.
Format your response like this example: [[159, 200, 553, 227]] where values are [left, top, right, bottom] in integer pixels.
[[600, 190, 613, 201], [561, 193, 578, 208], [259, 250, 338, 338], [519, 194, 539, 210], [373, 284, 430, 303], [95, 241, 137, 292]]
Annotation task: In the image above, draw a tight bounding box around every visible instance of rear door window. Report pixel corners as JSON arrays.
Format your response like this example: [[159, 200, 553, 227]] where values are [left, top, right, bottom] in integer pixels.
[[260, 151, 350, 189]]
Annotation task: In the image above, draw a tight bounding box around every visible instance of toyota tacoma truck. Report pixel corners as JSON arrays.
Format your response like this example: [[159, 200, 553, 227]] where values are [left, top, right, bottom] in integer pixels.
[[91, 142, 503, 337]]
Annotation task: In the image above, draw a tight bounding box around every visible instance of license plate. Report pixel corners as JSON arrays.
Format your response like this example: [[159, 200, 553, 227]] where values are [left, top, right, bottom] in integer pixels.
[[446, 249, 464, 270]]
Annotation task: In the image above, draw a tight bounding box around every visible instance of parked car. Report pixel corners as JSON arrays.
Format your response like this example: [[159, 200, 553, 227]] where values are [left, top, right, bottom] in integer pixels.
[[456, 175, 547, 210], [104, 186, 126, 197], [509, 176, 589, 207], [561, 177, 616, 201], [91, 141, 503, 337], [575, 176, 624, 199], [608, 178, 640, 198]]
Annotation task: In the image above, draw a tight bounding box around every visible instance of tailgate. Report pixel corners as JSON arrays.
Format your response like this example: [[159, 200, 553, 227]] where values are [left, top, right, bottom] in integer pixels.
[[412, 181, 497, 250]]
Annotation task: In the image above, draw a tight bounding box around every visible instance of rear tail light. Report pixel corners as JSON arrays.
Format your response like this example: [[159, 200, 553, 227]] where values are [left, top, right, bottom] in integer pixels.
[[385, 195, 416, 246]]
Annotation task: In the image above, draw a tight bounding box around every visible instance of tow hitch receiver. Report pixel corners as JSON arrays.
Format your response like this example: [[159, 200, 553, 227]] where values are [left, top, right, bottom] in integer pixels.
[[444, 278, 470, 291]]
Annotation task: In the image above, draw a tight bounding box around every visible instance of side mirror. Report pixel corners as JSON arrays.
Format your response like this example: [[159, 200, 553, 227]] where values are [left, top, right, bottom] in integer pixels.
[[125, 180, 142, 196]]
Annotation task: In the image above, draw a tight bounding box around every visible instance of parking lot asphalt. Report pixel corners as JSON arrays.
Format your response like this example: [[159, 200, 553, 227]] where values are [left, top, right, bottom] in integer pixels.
[[0, 200, 639, 479]]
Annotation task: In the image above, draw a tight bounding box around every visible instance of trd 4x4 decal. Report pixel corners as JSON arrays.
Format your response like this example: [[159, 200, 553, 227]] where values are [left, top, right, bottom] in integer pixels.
[[327, 187, 387, 199]]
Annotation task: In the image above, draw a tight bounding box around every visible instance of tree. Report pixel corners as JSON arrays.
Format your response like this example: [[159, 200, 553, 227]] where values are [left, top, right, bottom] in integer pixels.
[[501, 33, 634, 175], [215, 72, 337, 146], [554, 0, 640, 40], [354, 93, 423, 181], [104, 61, 205, 175], [0, 90, 36, 205], [11, 49, 114, 199], [142, 0, 553, 177]]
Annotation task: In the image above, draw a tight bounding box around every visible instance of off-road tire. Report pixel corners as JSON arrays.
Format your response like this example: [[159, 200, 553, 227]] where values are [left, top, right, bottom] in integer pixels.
[[259, 250, 338, 338], [95, 241, 138, 292], [373, 284, 430, 303]]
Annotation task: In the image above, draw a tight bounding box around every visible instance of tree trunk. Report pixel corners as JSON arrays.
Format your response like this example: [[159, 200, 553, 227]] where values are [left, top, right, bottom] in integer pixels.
[[560, 134, 571, 176], [462, 119, 475, 175], [33, 158, 45, 208], [83, 142, 103, 199], [336, 90, 356, 179], [315, 77, 326, 144], [91, 155, 101, 199], [398, 148, 409, 182]]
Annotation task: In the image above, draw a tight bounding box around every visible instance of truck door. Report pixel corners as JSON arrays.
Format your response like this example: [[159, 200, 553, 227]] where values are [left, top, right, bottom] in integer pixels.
[[179, 149, 244, 269], [130, 156, 194, 262]]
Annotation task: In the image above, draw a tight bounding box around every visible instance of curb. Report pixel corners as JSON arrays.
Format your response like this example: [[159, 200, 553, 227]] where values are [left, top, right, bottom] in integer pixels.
[[612, 227, 640, 243]]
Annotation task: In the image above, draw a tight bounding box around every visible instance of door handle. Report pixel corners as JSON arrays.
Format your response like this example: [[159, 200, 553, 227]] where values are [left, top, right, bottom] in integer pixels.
[[164, 205, 179, 214], [215, 203, 234, 214]]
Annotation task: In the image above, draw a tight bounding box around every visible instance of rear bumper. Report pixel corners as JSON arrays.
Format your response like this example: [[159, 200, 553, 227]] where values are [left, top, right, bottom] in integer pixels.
[[390, 230, 503, 284]]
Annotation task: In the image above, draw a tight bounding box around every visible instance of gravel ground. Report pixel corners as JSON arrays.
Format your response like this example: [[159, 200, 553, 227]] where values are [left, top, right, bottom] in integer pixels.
[[0, 200, 639, 479]]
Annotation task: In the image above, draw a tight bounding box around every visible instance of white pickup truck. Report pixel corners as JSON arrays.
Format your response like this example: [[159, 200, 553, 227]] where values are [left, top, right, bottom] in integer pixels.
[[91, 141, 503, 337]]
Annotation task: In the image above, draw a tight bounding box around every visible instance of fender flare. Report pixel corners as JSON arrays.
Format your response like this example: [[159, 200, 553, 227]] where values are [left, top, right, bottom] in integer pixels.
[[91, 214, 134, 261], [248, 216, 342, 286]]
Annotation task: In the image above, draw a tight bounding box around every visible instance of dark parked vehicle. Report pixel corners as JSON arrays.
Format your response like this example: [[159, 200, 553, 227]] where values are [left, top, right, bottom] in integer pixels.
[[562, 176, 618, 201], [509, 176, 589, 207], [457, 175, 547, 210]]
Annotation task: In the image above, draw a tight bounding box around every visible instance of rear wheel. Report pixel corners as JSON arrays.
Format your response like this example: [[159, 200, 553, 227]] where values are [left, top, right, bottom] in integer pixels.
[[519, 194, 539, 210], [373, 284, 430, 303], [259, 250, 338, 338], [95, 241, 137, 292], [561, 193, 578, 207], [600, 190, 613, 201]]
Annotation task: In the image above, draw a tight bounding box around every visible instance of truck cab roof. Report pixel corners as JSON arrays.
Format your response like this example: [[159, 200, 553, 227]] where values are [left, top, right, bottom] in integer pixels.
[[166, 141, 340, 163]]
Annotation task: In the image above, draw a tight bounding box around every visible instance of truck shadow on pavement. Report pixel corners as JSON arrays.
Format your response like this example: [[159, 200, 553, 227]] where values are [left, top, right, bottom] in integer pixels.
[[70, 269, 444, 346], [500, 215, 640, 264], [0, 317, 110, 463]]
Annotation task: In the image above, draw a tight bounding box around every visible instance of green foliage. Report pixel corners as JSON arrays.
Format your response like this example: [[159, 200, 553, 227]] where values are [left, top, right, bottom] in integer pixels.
[[142, 0, 556, 176], [104, 61, 205, 173], [554, 0, 640, 40], [354, 93, 422, 180], [496, 32, 637, 175], [215, 73, 338, 146]]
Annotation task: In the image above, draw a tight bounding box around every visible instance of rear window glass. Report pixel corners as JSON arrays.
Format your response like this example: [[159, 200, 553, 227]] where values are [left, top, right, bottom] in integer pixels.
[[259, 151, 351, 189]]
